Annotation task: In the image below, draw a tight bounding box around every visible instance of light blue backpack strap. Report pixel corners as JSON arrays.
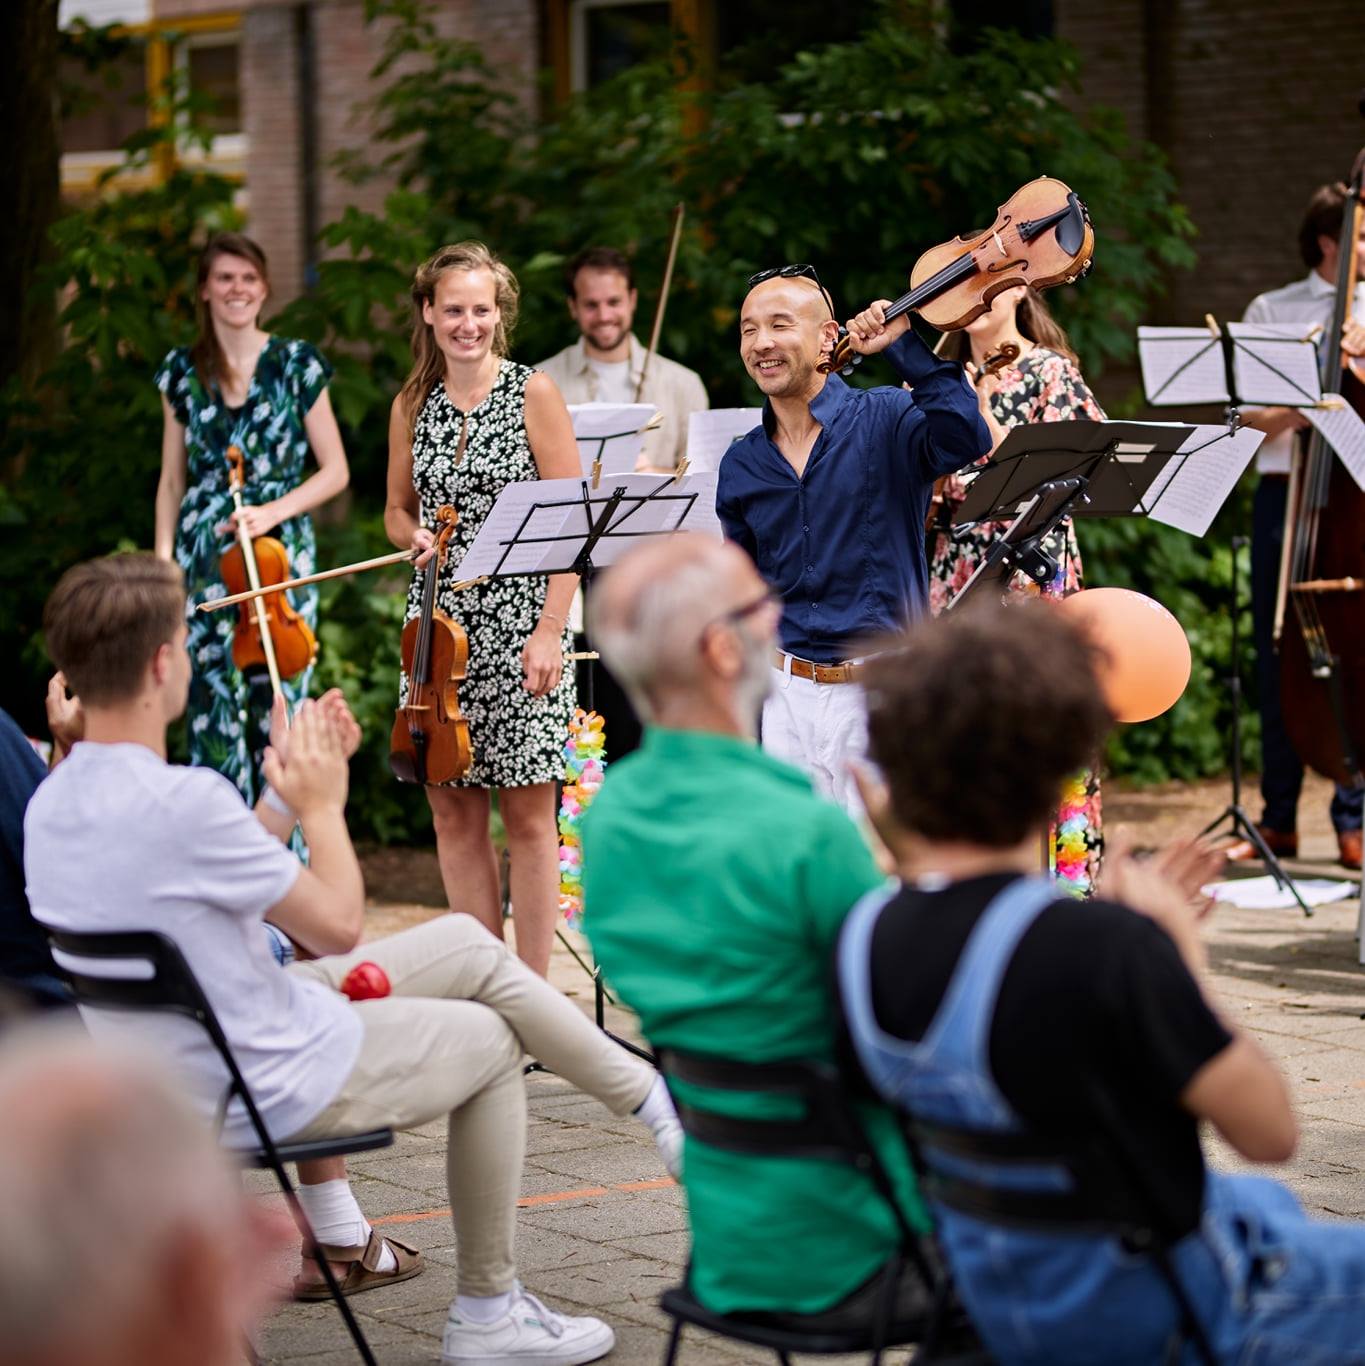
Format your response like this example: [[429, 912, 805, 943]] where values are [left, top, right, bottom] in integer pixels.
[[836, 881, 901, 1100]]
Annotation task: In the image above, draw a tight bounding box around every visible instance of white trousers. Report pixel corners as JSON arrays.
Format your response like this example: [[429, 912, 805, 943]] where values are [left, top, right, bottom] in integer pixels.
[[761, 663, 868, 814]]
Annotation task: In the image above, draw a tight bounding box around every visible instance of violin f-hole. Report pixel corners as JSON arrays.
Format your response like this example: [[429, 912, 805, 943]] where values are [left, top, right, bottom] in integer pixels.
[[986, 258, 1028, 275]]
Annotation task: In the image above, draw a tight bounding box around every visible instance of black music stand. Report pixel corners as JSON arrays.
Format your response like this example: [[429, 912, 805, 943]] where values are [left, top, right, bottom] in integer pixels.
[[452, 470, 721, 1060], [1138, 320, 1314, 915], [947, 418, 1205, 611]]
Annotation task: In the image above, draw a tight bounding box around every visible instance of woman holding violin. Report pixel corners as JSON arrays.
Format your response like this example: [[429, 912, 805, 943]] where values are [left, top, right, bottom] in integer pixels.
[[154, 232, 349, 810], [931, 283, 1106, 895], [384, 241, 580, 978]]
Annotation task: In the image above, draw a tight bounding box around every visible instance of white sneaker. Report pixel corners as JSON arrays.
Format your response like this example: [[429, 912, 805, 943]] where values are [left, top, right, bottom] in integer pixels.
[[441, 1283, 615, 1365]]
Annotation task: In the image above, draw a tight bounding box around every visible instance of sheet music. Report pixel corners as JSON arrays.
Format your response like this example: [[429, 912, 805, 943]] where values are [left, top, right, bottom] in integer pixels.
[[1137, 328, 1227, 406], [567, 403, 658, 477], [1147, 425, 1263, 536], [686, 408, 761, 473], [1227, 322, 1322, 406], [1306, 395, 1365, 493], [450, 472, 722, 579]]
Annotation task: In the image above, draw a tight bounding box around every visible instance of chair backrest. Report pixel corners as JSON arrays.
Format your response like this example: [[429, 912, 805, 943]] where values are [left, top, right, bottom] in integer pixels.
[[655, 1047, 917, 1247], [44, 925, 254, 1135]]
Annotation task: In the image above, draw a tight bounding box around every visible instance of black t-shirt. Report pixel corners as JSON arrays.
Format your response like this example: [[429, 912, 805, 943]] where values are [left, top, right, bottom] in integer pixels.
[[863, 873, 1232, 1237]]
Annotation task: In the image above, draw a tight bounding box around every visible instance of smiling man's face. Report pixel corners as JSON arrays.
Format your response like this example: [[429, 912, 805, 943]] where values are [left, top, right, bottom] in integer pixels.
[[738, 277, 836, 401]]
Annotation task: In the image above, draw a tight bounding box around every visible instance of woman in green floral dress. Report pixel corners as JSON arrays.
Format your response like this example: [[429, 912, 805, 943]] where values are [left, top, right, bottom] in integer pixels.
[[154, 233, 349, 809]]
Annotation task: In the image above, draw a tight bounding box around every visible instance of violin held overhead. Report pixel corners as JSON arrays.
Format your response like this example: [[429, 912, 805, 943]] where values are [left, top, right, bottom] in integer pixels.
[[219, 445, 316, 692], [821, 176, 1094, 375], [390, 505, 473, 787]]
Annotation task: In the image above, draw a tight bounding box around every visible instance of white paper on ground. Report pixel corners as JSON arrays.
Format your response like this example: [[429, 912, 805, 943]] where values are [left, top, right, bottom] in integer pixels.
[[568, 403, 658, 477], [1201, 875, 1356, 910], [1145, 425, 1263, 536], [1305, 395, 1365, 493], [686, 408, 762, 473]]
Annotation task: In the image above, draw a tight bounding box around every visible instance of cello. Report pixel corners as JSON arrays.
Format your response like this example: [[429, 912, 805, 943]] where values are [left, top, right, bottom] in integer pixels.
[[389, 505, 473, 786], [1278, 144, 1365, 789], [219, 444, 316, 694]]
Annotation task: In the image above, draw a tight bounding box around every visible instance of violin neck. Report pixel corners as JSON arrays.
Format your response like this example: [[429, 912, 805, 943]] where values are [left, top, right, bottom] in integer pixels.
[[412, 557, 439, 686], [231, 487, 284, 696]]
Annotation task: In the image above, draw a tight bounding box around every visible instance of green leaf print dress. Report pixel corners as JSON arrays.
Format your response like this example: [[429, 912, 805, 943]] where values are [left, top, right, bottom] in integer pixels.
[[156, 337, 332, 814]]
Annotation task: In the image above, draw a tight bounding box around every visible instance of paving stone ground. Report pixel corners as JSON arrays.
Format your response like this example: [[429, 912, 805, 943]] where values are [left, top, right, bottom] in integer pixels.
[[256, 772, 1365, 1364]]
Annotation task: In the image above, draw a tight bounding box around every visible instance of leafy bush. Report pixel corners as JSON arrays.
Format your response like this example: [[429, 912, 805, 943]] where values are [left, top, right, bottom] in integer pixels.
[[4, 0, 1229, 839]]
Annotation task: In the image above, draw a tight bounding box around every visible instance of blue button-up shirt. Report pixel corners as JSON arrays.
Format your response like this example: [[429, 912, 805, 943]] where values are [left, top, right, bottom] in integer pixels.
[[717, 332, 990, 662]]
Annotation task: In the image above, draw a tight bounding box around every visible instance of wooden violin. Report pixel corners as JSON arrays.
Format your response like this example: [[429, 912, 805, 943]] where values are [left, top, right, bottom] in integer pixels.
[[219, 445, 316, 693], [821, 176, 1093, 376], [390, 506, 473, 786]]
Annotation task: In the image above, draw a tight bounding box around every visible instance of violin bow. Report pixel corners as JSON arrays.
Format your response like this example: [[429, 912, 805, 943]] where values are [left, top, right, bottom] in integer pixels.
[[199, 550, 488, 613], [633, 202, 685, 404]]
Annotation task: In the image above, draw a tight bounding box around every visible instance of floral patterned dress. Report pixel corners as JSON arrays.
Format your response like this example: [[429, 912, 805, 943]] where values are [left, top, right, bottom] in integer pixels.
[[401, 362, 574, 788], [927, 346, 1106, 895], [155, 337, 331, 813]]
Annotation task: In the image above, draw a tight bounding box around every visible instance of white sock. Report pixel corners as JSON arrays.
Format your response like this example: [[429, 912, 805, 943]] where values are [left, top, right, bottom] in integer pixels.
[[454, 1290, 514, 1324], [296, 1178, 398, 1273], [633, 1075, 673, 1128]]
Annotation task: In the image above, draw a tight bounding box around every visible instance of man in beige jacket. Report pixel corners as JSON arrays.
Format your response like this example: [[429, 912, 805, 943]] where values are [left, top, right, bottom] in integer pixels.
[[536, 246, 708, 471]]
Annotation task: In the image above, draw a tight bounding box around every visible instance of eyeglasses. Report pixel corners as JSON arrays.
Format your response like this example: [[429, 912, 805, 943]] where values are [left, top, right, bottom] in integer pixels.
[[704, 589, 782, 635], [746, 263, 836, 320]]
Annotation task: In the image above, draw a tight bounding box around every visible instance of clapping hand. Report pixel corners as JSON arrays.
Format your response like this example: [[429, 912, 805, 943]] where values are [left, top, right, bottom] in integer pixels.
[[262, 699, 351, 821]]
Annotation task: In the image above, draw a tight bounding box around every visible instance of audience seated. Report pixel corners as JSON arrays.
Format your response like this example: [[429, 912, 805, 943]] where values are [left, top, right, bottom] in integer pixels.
[[24, 552, 680, 1366], [582, 533, 934, 1327], [839, 601, 1365, 1366], [0, 1023, 291, 1366]]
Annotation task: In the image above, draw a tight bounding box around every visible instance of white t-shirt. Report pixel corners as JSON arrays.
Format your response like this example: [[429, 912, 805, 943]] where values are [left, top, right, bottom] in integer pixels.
[[24, 742, 363, 1147], [1242, 273, 1365, 473], [585, 356, 634, 406]]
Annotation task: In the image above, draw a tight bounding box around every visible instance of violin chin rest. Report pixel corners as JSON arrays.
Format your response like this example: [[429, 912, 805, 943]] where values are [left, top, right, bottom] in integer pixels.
[[1056, 193, 1088, 257]]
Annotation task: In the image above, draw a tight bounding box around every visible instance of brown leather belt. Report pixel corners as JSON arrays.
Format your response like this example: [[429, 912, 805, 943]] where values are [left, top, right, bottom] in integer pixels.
[[773, 649, 863, 685]]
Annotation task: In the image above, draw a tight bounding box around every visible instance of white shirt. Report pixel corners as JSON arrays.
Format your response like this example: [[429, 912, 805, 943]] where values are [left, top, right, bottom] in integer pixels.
[[585, 356, 634, 406], [1242, 272, 1365, 473], [536, 333, 709, 469], [24, 743, 362, 1147]]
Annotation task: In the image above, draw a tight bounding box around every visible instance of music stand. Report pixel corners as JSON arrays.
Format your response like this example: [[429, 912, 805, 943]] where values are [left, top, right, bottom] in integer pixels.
[[948, 419, 1223, 614], [449, 469, 721, 1057], [1136, 319, 1314, 914]]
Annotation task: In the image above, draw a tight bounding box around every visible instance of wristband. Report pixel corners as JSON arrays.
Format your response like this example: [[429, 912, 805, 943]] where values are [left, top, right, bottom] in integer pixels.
[[261, 784, 297, 821]]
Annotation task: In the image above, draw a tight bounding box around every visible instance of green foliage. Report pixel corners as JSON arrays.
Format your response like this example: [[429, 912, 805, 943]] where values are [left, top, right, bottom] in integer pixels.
[[4, 0, 1213, 832]]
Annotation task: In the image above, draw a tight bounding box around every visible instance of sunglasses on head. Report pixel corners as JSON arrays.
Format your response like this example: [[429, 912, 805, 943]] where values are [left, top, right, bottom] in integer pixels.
[[746, 263, 836, 320]]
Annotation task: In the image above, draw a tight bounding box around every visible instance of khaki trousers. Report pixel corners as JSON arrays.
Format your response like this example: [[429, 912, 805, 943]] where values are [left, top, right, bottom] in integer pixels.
[[285, 912, 653, 1294]]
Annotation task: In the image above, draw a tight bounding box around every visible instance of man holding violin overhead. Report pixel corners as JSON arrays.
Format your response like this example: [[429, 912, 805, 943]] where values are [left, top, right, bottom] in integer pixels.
[[716, 266, 991, 811]]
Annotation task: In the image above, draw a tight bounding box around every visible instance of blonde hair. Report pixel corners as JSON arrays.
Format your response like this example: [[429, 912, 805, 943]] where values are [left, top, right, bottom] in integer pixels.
[[398, 242, 520, 435], [936, 286, 1079, 365]]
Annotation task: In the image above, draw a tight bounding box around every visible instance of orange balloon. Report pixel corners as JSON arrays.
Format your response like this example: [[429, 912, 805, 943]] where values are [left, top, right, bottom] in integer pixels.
[[1055, 588, 1191, 723]]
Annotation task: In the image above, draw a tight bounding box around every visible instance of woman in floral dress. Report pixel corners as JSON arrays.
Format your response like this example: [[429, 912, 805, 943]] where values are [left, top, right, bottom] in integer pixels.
[[154, 233, 349, 810], [385, 242, 581, 978], [932, 284, 1106, 895]]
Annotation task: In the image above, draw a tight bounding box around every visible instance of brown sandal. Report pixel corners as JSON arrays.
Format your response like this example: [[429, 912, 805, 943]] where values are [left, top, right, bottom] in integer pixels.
[[293, 1229, 425, 1301]]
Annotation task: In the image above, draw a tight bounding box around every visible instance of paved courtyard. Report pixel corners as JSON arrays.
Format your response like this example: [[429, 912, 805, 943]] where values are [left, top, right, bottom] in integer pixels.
[[257, 773, 1365, 1363]]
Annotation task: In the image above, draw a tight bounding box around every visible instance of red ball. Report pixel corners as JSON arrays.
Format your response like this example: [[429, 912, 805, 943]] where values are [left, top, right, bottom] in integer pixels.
[[340, 961, 391, 1001]]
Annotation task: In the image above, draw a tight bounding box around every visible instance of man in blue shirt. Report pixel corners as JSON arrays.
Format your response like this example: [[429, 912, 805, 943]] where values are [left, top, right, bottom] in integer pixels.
[[717, 270, 990, 808]]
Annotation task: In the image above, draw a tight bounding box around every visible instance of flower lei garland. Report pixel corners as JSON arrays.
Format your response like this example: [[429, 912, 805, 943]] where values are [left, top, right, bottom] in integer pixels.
[[1051, 769, 1097, 898], [558, 709, 607, 929]]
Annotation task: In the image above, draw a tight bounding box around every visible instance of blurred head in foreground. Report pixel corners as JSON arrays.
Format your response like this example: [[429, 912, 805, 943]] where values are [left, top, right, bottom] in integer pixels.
[[862, 601, 1113, 861], [0, 1026, 289, 1366]]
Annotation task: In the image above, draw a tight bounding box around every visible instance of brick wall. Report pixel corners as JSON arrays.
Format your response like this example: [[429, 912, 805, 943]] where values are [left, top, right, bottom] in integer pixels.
[[1057, 0, 1365, 328], [240, 0, 538, 304]]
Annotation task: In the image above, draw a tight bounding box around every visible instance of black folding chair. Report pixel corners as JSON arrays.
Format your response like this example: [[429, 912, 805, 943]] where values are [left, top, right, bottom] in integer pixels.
[[653, 1048, 990, 1366], [46, 926, 393, 1366], [903, 1112, 1219, 1366]]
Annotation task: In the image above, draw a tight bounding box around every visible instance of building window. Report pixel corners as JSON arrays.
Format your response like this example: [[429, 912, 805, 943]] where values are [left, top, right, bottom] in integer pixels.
[[570, 0, 671, 92], [182, 32, 242, 137]]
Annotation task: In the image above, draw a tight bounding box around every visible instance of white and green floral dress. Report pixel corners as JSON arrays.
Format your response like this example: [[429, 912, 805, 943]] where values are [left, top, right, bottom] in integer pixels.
[[155, 337, 331, 808]]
